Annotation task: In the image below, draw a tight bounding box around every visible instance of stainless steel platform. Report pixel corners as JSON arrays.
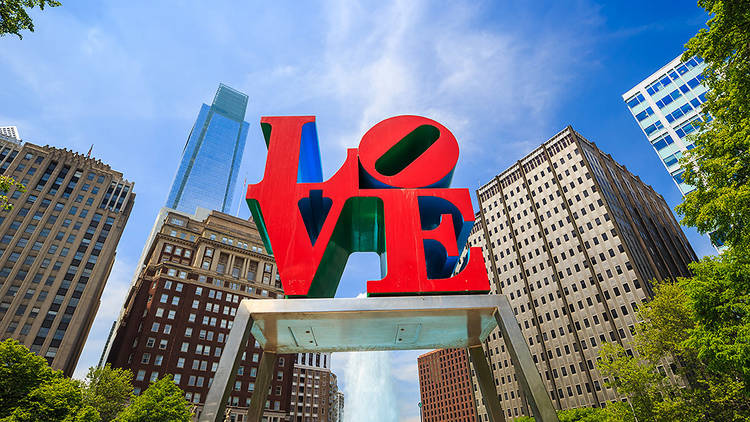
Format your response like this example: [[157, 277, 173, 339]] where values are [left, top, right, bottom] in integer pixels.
[[247, 295, 499, 353], [200, 295, 559, 422]]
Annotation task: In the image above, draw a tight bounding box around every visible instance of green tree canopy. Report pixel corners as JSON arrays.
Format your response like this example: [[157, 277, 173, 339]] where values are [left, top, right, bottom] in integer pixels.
[[0, 0, 61, 39], [514, 407, 609, 422], [2, 377, 100, 422], [81, 365, 133, 422], [676, 0, 750, 251], [0, 339, 60, 418], [0, 339, 101, 422], [113, 376, 191, 422]]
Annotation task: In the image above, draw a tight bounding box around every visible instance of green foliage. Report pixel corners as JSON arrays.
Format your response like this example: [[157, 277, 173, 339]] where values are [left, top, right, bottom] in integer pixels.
[[0, 176, 25, 211], [597, 342, 682, 422], [512, 407, 609, 422], [113, 376, 192, 422], [0, 339, 60, 418], [81, 365, 133, 422], [73, 407, 102, 422], [0, 340, 193, 422], [0, 339, 103, 422], [682, 253, 750, 385], [2, 377, 95, 422], [676, 0, 750, 251], [596, 279, 750, 421], [557, 407, 609, 422], [0, 0, 61, 39], [597, 2, 750, 419]]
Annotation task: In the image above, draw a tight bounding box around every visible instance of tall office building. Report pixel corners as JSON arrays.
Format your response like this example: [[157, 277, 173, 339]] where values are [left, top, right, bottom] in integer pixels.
[[418, 349, 478, 422], [165, 84, 249, 214], [288, 352, 339, 422], [464, 127, 696, 420], [0, 126, 21, 143], [328, 373, 344, 422], [104, 209, 294, 422], [0, 136, 134, 375], [622, 55, 708, 195]]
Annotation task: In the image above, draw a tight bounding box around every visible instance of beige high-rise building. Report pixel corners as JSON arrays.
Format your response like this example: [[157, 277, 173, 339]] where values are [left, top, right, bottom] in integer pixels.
[[288, 352, 339, 422], [0, 137, 134, 375], [466, 126, 696, 420], [328, 373, 344, 422]]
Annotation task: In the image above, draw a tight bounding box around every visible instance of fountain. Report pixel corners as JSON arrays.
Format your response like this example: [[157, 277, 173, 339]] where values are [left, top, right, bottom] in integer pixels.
[[343, 351, 399, 422]]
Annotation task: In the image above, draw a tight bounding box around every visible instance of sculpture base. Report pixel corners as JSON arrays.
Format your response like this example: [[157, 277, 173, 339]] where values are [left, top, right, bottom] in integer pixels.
[[200, 295, 559, 422], [247, 295, 498, 353]]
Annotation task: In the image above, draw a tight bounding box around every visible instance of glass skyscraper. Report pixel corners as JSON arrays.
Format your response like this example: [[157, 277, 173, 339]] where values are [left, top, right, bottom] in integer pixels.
[[166, 84, 249, 214], [622, 55, 709, 195]]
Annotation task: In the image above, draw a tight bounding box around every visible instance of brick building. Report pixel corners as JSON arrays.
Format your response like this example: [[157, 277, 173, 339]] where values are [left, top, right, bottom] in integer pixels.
[[418, 348, 478, 422], [104, 209, 294, 421]]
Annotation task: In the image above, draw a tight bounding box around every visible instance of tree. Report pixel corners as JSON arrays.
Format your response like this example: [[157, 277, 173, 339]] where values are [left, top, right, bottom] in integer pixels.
[[597, 341, 696, 422], [0, 176, 25, 210], [595, 280, 750, 421], [113, 376, 192, 422], [514, 407, 609, 422], [0, 0, 61, 39], [81, 365, 133, 422], [0, 339, 101, 422], [0, 339, 59, 418], [676, 0, 750, 252], [2, 377, 100, 422]]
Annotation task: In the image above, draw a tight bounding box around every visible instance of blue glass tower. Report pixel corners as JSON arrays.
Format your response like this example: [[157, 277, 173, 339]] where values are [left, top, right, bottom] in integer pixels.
[[622, 55, 708, 195], [166, 84, 249, 214]]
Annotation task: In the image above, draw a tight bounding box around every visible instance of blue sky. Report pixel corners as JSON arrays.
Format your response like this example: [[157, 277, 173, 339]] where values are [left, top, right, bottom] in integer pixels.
[[1, 1, 710, 420]]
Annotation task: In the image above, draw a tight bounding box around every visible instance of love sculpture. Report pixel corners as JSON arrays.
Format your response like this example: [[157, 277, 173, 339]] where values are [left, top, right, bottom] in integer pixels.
[[245, 115, 488, 297], [201, 116, 559, 422]]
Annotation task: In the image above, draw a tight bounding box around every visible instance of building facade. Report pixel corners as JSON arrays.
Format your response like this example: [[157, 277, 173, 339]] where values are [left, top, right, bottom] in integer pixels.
[[165, 84, 249, 215], [418, 348, 478, 422], [330, 389, 344, 422], [328, 373, 344, 422], [0, 126, 21, 143], [0, 137, 134, 375], [104, 209, 293, 422], [622, 55, 708, 195], [465, 127, 696, 420], [288, 352, 338, 422]]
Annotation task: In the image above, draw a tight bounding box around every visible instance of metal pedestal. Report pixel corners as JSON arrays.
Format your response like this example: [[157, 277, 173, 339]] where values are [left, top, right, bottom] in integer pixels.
[[200, 295, 558, 422]]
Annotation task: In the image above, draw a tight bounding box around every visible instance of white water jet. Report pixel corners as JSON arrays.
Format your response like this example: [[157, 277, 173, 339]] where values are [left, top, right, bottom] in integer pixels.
[[343, 351, 399, 422]]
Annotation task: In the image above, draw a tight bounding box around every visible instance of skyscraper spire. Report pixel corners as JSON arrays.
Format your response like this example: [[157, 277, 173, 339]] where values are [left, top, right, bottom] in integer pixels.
[[165, 84, 249, 214]]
